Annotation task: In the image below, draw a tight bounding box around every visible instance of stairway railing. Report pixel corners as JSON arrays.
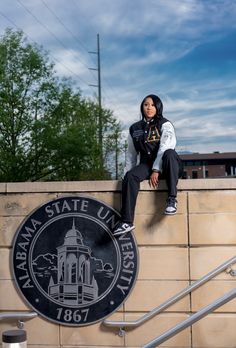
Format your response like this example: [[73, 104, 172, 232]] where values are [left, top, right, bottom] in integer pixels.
[[103, 255, 236, 330], [142, 288, 236, 348], [1, 256, 235, 342]]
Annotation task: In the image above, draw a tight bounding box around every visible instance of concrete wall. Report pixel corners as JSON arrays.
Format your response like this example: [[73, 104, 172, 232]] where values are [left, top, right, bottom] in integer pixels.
[[0, 179, 236, 348]]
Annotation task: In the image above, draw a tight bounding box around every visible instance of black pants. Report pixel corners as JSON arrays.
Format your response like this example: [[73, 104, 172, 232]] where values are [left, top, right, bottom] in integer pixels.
[[121, 149, 183, 223]]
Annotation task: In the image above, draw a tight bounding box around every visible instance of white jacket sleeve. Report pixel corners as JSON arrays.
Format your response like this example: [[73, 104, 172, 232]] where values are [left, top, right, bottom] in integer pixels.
[[152, 121, 176, 172], [124, 133, 138, 175]]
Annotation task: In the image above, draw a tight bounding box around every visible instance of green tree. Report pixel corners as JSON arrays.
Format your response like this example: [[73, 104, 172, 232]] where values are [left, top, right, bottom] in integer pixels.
[[0, 28, 122, 182], [0, 28, 57, 181]]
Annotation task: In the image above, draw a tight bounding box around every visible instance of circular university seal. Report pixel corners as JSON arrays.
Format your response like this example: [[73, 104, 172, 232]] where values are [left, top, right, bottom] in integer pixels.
[[12, 196, 139, 326]]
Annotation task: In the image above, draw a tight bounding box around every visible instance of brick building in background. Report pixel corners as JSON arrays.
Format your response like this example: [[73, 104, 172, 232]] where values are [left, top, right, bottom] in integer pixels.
[[179, 152, 236, 179]]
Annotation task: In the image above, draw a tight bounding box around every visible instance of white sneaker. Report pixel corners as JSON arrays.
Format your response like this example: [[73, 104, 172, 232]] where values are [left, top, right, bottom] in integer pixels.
[[165, 197, 177, 215], [113, 222, 135, 236]]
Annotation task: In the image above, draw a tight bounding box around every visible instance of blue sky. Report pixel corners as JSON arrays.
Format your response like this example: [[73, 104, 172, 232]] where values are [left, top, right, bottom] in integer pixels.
[[1, 0, 236, 153]]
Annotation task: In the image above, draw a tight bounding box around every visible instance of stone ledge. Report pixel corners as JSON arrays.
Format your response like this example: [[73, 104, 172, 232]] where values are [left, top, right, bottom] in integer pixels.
[[0, 183, 6, 193], [4, 180, 120, 193], [142, 178, 236, 191], [0, 178, 235, 193]]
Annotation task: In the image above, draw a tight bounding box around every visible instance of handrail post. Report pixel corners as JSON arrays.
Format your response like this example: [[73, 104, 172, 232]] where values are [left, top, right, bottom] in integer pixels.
[[0, 312, 38, 329]]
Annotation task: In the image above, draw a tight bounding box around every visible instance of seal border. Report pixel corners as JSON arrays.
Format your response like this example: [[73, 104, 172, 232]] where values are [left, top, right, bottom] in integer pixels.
[[11, 194, 139, 326]]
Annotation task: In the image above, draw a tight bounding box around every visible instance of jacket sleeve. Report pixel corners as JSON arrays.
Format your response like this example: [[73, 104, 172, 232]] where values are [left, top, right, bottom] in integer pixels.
[[152, 121, 176, 172], [124, 132, 138, 175]]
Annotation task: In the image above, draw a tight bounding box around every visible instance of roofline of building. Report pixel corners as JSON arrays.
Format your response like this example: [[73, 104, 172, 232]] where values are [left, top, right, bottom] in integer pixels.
[[179, 152, 236, 160]]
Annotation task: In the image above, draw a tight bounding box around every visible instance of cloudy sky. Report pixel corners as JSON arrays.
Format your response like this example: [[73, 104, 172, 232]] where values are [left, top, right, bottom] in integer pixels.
[[1, 0, 236, 153]]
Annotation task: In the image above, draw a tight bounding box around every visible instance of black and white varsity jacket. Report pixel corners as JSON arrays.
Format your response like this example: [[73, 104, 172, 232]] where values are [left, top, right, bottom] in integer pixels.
[[124, 116, 176, 174]]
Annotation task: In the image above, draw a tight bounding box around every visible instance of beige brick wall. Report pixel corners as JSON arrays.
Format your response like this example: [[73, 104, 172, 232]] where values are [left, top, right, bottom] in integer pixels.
[[0, 179, 236, 348]]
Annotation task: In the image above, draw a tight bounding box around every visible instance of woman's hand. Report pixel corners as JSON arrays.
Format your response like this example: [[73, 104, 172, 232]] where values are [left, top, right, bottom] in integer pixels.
[[149, 171, 159, 188]]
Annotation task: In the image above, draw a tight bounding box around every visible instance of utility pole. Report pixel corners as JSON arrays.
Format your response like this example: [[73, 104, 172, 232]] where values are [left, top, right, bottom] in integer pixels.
[[89, 34, 102, 152], [115, 129, 119, 180]]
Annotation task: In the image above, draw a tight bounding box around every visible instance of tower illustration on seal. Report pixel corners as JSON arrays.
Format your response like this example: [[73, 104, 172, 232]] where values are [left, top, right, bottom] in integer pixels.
[[48, 219, 98, 305]]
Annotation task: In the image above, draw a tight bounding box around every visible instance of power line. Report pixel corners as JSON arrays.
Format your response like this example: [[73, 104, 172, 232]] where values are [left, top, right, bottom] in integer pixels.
[[41, 0, 124, 117], [2, 1, 128, 119], [0, 10, 21, 31], [0, 9, 91, 89], [39, 0, 99, 85], [17, 0, 97, 91], [16, 0, 69, 51], [40, 0, 89, 54], [69, 0, 125, 114], [40, 0, 97, 74]]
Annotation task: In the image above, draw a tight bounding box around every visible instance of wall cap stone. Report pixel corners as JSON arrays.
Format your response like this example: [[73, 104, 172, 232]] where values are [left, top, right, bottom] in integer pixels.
[[0, 183, 7, 193], [0, 178, 235, 193]]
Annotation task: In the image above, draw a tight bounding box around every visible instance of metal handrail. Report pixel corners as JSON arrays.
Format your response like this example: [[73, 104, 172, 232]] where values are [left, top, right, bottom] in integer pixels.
[[0, 312, 37, 320], [0, 311, 38, 329], [142, 288, 236, 348], [103, 255, 236, 329]]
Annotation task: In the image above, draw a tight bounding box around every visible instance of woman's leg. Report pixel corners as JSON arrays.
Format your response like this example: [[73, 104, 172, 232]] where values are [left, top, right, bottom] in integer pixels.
[[162, 149, 182, 197], [121, 163, 151, 223]]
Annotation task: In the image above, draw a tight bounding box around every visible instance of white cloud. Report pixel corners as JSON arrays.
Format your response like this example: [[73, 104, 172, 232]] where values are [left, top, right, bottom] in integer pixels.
[[0, 0, 236, 154]]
